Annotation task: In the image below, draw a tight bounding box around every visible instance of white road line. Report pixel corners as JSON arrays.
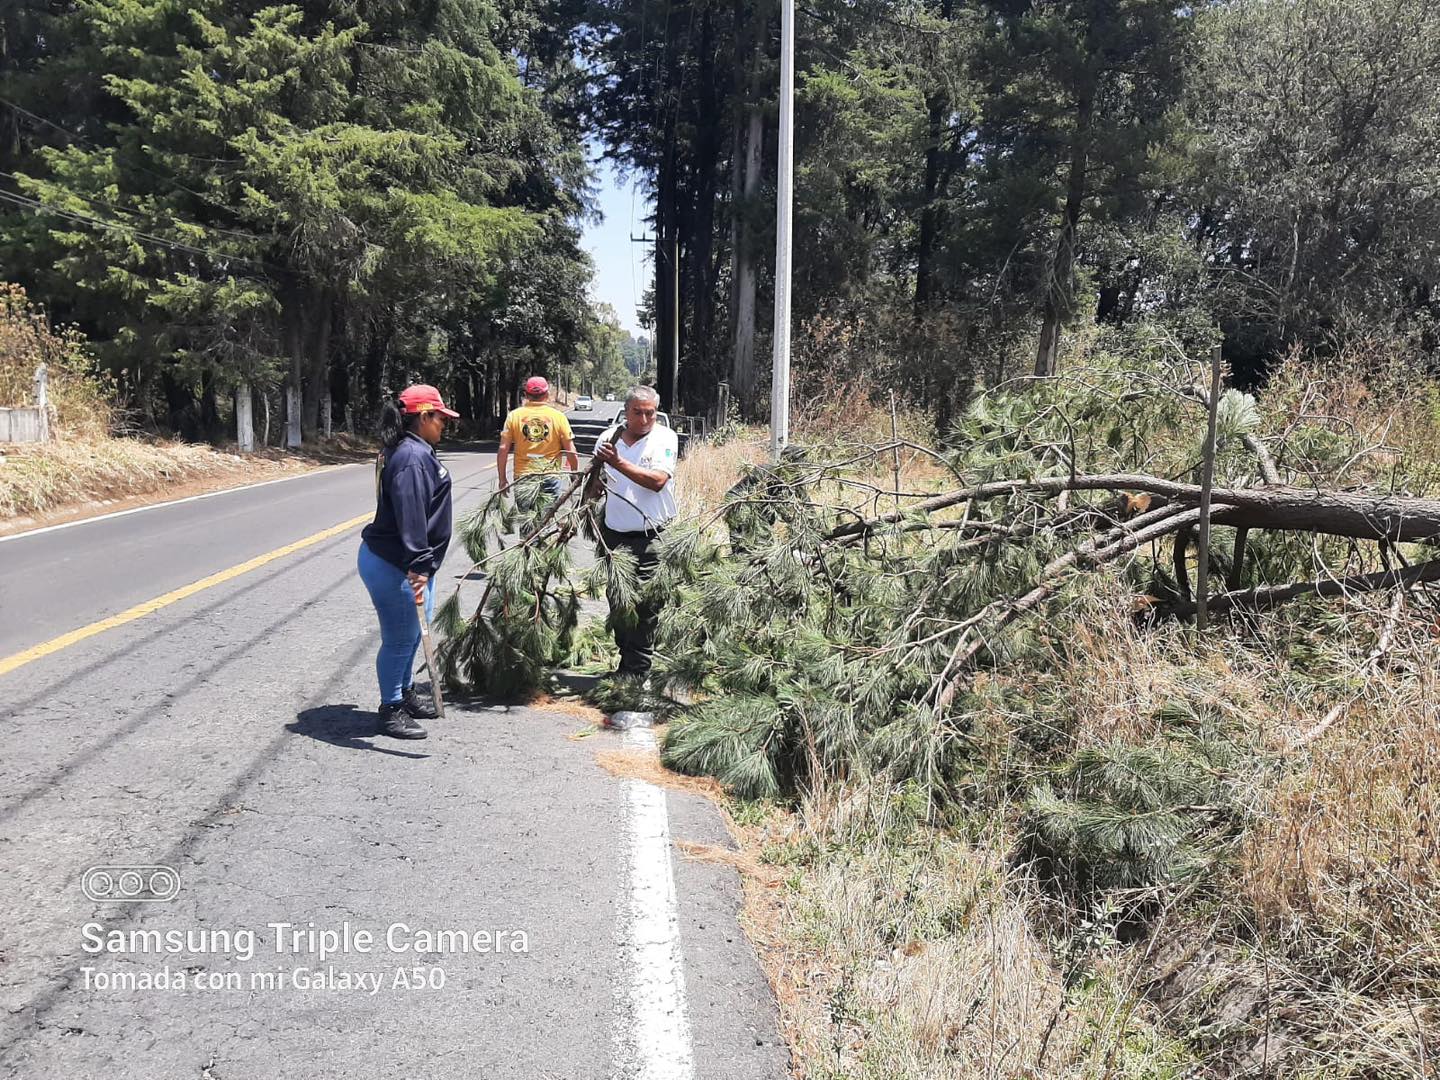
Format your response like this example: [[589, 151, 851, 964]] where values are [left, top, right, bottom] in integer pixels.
[[0, 463, 365, 544], [614, 724, 695, 1080]]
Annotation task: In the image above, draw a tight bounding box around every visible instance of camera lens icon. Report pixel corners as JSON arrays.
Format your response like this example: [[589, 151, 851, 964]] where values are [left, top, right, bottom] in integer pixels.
[[82, 865, 180, 903]]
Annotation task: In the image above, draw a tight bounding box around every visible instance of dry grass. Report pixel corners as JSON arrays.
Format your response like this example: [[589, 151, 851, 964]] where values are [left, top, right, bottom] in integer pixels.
[[675, 839, 782, 884], [1, 280, 329, 523], [0, 282, 113, 439], [733, 785, 1197, 1080], [675, 412, 952, 531], [1262, 342, 1440, 495], [968, 583, 1440, 1076], [529, 692, 607, 725], [663, 364, 1440, 1076], [1235, 641, 1440, 1074], [0, 437, 312, 520], [675, 429, 769, 519], [594, 746, 729, 802]]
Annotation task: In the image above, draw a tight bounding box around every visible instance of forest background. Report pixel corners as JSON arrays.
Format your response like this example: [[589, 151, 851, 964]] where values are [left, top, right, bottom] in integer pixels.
[[4, 0, 1436, 444]]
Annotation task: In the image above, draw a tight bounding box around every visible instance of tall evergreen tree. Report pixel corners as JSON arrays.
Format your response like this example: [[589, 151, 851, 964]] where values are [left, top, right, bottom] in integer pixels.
[[0, 0, 593, 440]]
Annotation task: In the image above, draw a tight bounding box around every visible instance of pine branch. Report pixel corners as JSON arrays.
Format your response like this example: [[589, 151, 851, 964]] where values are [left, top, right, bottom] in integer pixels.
[[932, 505, 1205, 710]]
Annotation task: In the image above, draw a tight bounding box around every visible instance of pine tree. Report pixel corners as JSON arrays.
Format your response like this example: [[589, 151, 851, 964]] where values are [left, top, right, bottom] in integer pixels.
[[0, 0, 590, 437]]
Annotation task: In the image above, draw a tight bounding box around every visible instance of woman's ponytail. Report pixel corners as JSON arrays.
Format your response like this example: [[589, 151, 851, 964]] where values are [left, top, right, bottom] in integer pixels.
[[379, 399, 405, 449]]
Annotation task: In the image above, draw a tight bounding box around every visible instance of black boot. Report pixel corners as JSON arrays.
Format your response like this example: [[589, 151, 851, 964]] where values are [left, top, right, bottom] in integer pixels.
[[401, 685, 439, 720], [379, 702, 427, 739]]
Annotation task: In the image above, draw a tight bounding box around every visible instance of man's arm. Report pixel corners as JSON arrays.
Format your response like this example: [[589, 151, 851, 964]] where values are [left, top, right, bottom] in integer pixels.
[[496, 431, 512, 489], [593, 441, 670, 492], [556, 414, 578, 473]]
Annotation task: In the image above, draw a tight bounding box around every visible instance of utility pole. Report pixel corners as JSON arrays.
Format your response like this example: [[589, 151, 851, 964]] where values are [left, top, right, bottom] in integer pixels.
[[770, 0, 795, 458], [632, 230, 656, 385]]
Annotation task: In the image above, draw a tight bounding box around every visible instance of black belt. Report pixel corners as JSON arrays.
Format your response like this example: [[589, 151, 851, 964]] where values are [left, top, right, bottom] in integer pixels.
[[603, 523, 668, 540]]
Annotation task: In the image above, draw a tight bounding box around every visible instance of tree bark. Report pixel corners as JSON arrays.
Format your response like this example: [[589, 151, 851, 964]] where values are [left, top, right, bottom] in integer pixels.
[[200, 369, 222, 442], [685, 4, 722, 416], [832, 472, 1440, 547], [282, 286, 304, 448], [302, 289, 332, 437], [729, 0, 765, 418], [235, 380, 255, 453], [654, 0, 683, 413], [1034, 86, 1095, 377], [1169, 559, 1440, 618], [915, 80, 948, 312]]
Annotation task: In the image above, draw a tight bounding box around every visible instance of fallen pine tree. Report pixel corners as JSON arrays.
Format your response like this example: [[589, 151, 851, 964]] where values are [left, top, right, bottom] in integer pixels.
[[644, 361, 1440, 808], [434, 358, 1439, 797], [426, 356, 1440, 1067], [431, 364, 1426, 773]]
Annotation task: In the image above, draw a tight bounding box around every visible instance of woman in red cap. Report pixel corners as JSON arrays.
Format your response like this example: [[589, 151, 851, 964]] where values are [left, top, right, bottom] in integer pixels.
[[357, 385, 458, 739]]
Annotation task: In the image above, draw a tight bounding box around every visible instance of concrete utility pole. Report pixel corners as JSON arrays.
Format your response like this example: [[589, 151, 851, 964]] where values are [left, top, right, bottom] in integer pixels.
[[33, 364, 49, 442], [770, 0, 794, 459]]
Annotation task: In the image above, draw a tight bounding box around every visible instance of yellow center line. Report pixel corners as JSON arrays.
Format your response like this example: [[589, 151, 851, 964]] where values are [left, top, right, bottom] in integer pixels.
[[0, 511, 373, 679]]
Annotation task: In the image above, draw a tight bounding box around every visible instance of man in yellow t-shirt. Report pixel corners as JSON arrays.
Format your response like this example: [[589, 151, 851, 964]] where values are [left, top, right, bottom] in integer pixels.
[[497, 376, 578, 503]]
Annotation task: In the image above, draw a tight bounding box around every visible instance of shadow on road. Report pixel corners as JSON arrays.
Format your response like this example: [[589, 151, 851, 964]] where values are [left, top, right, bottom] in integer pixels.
[[288, 705, 430, 759], [552, 672, 603, 698]]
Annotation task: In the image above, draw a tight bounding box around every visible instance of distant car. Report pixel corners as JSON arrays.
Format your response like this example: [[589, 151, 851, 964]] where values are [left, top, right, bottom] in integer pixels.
[[574, 395, 594, 411], [657, 411, 670, 428], [604, 393, 616, 402]]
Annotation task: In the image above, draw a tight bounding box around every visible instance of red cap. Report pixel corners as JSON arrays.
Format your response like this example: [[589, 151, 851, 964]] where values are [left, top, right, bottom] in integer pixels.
[[523, 376, 549, 397], [398, 385, 459, 418]]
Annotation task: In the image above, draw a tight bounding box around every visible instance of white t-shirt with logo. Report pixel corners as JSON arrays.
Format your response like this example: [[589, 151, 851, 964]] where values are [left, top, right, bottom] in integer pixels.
[[599, 423, 680, 532]]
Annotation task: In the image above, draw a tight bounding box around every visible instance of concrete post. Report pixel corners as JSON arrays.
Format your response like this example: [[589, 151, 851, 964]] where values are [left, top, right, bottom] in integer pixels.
[[33, 364, 50, 442]]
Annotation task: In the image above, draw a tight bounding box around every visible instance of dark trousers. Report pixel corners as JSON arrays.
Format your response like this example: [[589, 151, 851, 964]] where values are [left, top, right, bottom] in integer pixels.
[[601, 525, 663, 678]]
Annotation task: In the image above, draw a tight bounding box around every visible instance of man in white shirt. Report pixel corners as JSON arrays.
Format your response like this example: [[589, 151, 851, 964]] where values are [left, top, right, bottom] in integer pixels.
[[593, 385, 680, 679]]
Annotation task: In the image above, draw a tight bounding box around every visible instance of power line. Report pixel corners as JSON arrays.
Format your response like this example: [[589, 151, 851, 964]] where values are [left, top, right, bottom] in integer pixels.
[[0, 188, 274, 271], [0, 95, 260, 233], [0, 168, 261, 247]]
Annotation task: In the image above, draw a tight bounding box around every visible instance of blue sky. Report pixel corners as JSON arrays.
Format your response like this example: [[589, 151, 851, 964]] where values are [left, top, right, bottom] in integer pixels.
[[581, 159, 652, 338]]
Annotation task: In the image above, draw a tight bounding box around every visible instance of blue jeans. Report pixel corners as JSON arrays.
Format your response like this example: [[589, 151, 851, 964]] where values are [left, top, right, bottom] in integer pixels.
[[357, 541, 435, 705], [517, 473, 562, 510]]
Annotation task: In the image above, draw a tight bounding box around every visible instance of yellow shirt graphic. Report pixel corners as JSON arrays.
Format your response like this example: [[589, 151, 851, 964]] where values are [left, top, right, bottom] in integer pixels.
[[503, 405, 573, 475]]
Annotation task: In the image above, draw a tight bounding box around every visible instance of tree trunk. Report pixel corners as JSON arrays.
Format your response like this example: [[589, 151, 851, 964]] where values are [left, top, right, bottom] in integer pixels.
[[362, 314, 393, 428], [302, 290, 332, 437], [836, 472, 1440, 548], [1034, 87, 1095, 378], [681, 5, 723, 417], [654, 0, 683, 412], [282, 287, 305, 447], [235, 380, 255, 453], [200, 369, 222, 442], [485, 358, 500, 434], [916, 94, 945, 312], [454, 372, 473, 427], [729, 0, 765, 419]]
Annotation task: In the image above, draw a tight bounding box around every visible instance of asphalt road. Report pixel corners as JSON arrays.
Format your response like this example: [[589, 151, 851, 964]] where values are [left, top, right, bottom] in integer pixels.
[[0, 429, 786, 1079]]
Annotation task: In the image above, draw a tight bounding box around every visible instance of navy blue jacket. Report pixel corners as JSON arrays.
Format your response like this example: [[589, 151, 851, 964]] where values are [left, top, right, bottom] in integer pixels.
[[362, 433, 453, 575]]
